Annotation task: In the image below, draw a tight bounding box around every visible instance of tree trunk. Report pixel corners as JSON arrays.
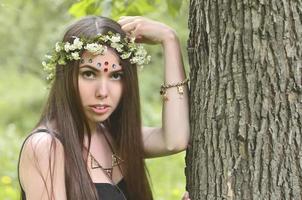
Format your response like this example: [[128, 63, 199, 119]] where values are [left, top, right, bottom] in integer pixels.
[[186, 0, 302, 199]]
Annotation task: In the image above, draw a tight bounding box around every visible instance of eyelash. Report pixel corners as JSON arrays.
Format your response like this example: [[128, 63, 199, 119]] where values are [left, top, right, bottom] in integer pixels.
[[81, 71, 96, 79], [80, 71, 123, 80], [110, 72, 123, 80]]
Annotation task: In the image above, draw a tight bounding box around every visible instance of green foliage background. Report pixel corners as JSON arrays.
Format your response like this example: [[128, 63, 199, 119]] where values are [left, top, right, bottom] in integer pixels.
[[0, 0, 189, 199]]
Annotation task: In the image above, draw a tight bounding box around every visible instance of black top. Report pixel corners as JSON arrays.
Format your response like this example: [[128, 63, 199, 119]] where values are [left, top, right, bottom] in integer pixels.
[[20, 181, 127, 200], [18, 129, 128, 200], [95, 179, 128, 200], [20, 181, 128, 200]]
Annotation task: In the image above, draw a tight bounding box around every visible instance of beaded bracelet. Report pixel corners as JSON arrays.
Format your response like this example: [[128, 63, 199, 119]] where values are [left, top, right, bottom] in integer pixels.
[[160, 78, 189, 101]]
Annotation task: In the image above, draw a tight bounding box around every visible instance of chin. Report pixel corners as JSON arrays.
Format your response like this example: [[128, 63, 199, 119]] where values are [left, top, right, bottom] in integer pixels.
[[92, 114, 111, 123]]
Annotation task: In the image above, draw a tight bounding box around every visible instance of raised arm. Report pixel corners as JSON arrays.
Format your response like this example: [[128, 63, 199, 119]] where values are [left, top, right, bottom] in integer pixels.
[[19, 132, 66, 200], [118, 16, 190, 157]]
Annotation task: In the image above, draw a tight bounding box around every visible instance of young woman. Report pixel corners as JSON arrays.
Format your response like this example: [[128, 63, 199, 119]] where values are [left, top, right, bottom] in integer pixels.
[[18, 16, 190, 200]]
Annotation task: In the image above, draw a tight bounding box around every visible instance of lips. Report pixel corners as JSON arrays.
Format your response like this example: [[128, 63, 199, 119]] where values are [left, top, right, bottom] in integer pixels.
[[89, 104, 110, 115]]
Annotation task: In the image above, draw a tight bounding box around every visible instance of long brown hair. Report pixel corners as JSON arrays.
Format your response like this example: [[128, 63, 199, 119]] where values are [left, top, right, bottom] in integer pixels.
[[21, 16, 153, 200]]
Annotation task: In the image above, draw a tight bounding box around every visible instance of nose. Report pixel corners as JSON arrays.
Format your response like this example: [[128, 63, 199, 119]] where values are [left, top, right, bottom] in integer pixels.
[[95, 79, 108, 99]]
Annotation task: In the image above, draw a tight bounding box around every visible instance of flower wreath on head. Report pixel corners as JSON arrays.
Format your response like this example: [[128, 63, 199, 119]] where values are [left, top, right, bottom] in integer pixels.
[[42, 32, 151, 82]]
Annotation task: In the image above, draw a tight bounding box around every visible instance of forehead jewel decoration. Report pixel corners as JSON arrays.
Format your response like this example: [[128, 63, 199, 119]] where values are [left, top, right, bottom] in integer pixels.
[[86, 59, 119, 72], [42, 32, 151, 82]]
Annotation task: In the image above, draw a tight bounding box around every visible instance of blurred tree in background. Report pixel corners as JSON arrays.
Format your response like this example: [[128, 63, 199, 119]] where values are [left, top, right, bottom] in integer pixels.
[[0, 0, 189, 199]]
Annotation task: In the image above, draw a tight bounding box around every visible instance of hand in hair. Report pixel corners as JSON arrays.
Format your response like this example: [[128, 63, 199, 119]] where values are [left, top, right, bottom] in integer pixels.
[[118, 16, 177, 45]]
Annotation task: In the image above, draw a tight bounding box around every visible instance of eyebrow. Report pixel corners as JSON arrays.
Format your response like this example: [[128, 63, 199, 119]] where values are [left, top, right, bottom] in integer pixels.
[[79, 65, 123, 72]]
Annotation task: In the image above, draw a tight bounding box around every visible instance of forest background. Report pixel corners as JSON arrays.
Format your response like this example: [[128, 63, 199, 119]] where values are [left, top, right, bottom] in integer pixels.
[[0, 0, 190, 199]]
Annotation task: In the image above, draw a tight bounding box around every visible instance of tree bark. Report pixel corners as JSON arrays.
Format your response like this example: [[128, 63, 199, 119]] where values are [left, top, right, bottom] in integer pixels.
[[186, 0, 302, 199]]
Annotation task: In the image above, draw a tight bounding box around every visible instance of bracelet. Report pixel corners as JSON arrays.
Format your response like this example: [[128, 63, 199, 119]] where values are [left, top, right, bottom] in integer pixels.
[[160, 78, 189, 101]]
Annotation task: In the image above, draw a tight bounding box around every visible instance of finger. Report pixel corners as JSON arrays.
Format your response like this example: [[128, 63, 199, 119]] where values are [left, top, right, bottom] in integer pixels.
[[117, 16, 139, 26], [117, 18, 133, 26], [120, 21, 137, 33], [120, 23, 143, 43]]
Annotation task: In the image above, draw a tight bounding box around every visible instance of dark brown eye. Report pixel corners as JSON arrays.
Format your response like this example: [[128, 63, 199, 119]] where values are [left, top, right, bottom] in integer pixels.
[[82, 71, 96, 79], [111, 72, 123, 80]]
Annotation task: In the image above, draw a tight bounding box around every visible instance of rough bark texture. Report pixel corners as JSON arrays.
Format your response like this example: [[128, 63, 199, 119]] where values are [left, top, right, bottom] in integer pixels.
[[186, 0, 302, 199]]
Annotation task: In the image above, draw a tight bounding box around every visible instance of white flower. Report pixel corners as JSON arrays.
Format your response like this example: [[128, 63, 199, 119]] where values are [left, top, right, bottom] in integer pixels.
[[129, 45, 151, 65], [136, 45, 147, 56], [47, 73, 54, 81], [71, 52, 80, 60], [42, 61, 47, 67], [43, 32, 151, 83], [45, 55, 52, 59], [64, 42, 71, 52], [67, 38, 83, 51], [55, 42, 62, 52], [103, 35, 111, 42], [110, 42, 123, 52], [72, 38, 83, 50], [84, 43, 107, 55], [110, 34, 121, 43], [130, 56, 139, 64], [121, 52, 132, 59], [146, 55, 151, 63]]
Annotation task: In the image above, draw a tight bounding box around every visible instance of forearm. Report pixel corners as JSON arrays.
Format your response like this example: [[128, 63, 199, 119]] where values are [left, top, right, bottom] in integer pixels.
[[118, 16, 190, 155], [161, 30, 190, 151]]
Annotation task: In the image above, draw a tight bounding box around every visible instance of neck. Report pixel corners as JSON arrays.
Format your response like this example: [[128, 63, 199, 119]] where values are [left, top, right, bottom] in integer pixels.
[[83, 122, 108, 149], [87, 121, 98, 134], [86, 122, 108, 137]]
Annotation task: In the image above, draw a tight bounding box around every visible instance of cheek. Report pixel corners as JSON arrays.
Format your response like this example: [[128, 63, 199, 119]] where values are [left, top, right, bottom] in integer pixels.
[[111, 83, 123, 104], [117, 84, 123, 100], [78, 80, 90, 102]]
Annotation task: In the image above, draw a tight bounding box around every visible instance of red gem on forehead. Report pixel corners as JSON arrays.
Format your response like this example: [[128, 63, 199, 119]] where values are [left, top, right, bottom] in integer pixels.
[[104, 68, 108, 72], [104, 61, 109, 65]]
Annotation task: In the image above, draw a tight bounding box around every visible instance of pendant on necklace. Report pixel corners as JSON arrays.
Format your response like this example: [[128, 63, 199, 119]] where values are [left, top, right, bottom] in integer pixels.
[[112, 154, 124, 167], [103, 167, 113, 179], [91, 155, 102, 169], [90, 155, 114, 179], [90, 153, 124, 179]]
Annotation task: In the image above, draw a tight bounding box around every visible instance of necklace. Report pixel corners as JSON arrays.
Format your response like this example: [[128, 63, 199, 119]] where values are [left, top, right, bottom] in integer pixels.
[[88, 128, 124, 179], [90, 152, 124, 179], [85, 125, 127, 200]]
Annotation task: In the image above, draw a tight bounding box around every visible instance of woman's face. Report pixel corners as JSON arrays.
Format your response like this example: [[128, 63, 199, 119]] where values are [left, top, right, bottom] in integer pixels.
[[78, 49, 123, 124]]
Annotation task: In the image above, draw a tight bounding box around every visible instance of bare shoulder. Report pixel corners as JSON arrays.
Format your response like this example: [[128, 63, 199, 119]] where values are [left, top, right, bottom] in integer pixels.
[[19, 131, 66, 199], [20, 131, 64, 162]]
